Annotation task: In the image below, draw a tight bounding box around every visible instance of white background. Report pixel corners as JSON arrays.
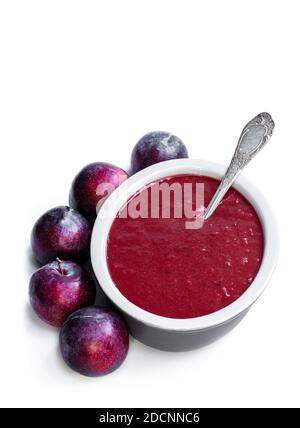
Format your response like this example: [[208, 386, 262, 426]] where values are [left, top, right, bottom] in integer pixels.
[[0, 0, 299, 408]]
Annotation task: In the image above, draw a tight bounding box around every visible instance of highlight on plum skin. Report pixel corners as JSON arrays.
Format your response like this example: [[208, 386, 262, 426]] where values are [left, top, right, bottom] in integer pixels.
[[31, 206, 91, 265], [59, 306, 129, 377], [69, 162, 128, 224], [131, 131, 188, 173], [29, 260, 96, 327]]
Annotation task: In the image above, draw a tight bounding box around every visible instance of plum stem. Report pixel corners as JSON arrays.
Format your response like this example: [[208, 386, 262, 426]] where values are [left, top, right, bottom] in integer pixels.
[[56, 258, 64, 275]]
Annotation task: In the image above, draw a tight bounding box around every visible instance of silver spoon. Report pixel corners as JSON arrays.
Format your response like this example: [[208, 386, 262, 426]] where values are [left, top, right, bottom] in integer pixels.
[[204, 112, 275, 220]]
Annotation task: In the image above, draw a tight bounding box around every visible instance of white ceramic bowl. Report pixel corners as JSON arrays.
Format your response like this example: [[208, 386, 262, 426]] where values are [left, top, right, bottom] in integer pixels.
[[91, 159, 279, 351]]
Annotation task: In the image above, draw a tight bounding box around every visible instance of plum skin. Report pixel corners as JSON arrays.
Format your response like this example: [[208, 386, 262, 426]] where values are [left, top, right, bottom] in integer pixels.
[[59, 306, 129, 377], [29, 260, 96, 327], [131, 131, 188, 173], [31, 206, 91, 265], [69, 162, 128, 223]]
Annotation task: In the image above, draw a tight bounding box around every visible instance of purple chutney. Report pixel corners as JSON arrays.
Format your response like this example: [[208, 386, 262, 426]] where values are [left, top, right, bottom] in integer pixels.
[[107, 175, 263, 319]]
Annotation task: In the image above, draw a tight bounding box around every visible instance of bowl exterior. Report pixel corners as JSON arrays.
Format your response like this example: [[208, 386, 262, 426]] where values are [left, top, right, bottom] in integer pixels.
[[120, 309, 250, 351]]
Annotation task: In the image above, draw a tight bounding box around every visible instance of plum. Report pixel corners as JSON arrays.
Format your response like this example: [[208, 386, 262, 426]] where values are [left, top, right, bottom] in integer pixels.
[[31, 206, 91, 265], [69, 162, 128, 223], [29, 259, 96, 327], [131, 131, 188, 173], [59, 306, 129, 377]]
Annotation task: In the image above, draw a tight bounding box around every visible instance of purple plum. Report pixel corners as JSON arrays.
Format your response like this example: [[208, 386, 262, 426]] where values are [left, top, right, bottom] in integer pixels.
[[31, 206, 91, 265], [69, 162, 128, 223], [60, 306, 129, 377], [131, 131, 188, 173], [29, 260, 96, 327]]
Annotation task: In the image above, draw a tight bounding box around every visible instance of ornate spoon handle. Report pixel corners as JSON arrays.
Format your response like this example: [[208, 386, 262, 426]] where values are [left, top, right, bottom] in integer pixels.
[[204, 112, 275, 220]]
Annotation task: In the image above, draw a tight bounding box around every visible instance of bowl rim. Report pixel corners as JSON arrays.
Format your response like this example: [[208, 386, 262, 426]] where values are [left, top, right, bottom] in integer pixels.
[[91, 159, 279, 332]]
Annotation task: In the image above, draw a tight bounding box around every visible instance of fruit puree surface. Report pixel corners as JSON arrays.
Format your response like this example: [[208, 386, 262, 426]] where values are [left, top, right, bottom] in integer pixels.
[[107, 175, 263, 319]]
